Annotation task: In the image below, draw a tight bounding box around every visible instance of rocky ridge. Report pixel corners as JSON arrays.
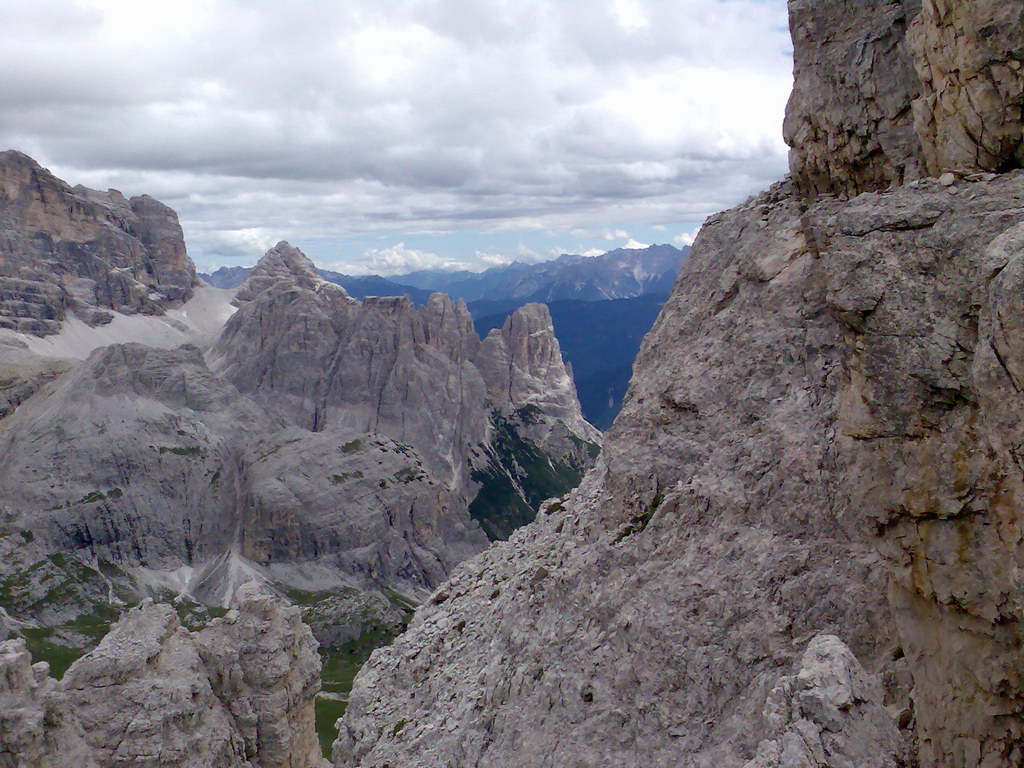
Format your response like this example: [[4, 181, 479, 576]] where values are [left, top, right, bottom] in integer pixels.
[[0, 151, 195, 336], [1, 583, 327, 768], [334, 2, 1024, 767], [212, 245, 599, 538]]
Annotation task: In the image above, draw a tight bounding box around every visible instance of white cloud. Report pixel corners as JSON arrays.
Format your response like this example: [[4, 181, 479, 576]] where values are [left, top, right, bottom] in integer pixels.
[[673, 228, 700, 247], [340, 243, 472, 275], [623, 238, 650, 249], [571, 227, 630, 241], [0, 0, 793, 270]]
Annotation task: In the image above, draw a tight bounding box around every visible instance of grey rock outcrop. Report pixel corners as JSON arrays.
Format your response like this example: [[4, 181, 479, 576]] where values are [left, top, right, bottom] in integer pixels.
[[0, 151, 195, 336], [332, 178, 901, 768], [232, 242, 346, 306], [195, 583, 325, 768], [3, 587, 327, 768], [744, 635, 903, 768], [0, 341, 484, 598], [63, 603, 250, 768], [212, 245, 599, 532], [784, 0, 925, 197], [476, 302, 599, 444], [0, 639, 98, 768], [784, 0, 1024, 197], [908, 0, 1024, 175]]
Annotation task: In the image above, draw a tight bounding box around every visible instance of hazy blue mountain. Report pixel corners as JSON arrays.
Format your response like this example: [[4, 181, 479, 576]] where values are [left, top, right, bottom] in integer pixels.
[[199, 265, 250, 289], [394, 244, 686, 303], [316, 269, 434, 304], [474, 293, 668, 429], [200, 266, 433, 304]]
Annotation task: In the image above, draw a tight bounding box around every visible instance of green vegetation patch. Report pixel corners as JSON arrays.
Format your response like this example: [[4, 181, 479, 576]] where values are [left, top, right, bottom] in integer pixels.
[[468, 411, 586, 540], [155, 445, 204, 457], [312, 588, 418, 757], [330, 471, 364, 485], [341, 438, 364, 454]]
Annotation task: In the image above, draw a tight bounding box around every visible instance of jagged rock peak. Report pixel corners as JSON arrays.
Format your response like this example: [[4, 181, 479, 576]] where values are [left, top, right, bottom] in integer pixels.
[[5, 586, 328, 768], [477, 302, 599, 443], [0, 638, 98, 768], [234, 241, 350, 305], [0, 150, 195, 336], [785, 0, 1024, 197]]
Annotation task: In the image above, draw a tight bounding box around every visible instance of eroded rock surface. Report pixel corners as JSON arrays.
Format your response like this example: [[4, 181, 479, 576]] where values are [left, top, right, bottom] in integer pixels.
[[0, 151, 194, 336], [0, 639, 97, 768], [744, 635, 903, 768], [909, 0, 1024, 174], [212, 245, 599, 538], [785, 0, 1024, 197], [0, 342, 483, 601], [784, 0, 925, 197], [2, 587, 327, 768]]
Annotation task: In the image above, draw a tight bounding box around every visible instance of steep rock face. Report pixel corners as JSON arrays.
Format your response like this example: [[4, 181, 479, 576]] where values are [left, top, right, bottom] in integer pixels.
[[908, 0, 1024, 174], [477, 302, 598, 443], [818, 173, 1024, 767], [784, 0, 925, 197], [333, 181, 899, 768], [336, 5, 1024, 768], [0, 342, 482, 600], [784, 0, 1024, 197], [0, 639, 97, 768], [212, 246, 599, 536], [0, 151, 194, 336]]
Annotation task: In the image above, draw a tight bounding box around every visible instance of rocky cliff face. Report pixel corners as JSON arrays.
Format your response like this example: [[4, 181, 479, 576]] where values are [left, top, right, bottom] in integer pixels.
[[1, 585, 327, 768], [212, 244, 599, 539], [0, 341, 482, 600], [335, 4, 1024, 768], [0, 151, 195, 336]]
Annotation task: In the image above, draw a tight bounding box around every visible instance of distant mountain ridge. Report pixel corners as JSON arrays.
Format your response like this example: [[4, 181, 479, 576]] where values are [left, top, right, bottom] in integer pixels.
[[201, 243, 686, 306], [394, 243, 686, 303], [200, 245, 687, 428], [200, 265, 433, 304]]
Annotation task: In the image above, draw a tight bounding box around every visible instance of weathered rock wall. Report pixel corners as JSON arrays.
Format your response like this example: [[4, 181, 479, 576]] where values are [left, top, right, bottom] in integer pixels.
[[784, 0, 925, 197], [334, 2, 1024, 761], [909, 0, 1024, 175], [785, 0, 1024, 196], [212, 244, 599, 512], [0, 151, 195, 335]]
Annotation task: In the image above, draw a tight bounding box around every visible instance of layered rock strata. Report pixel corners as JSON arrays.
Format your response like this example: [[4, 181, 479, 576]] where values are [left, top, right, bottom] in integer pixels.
[[0, 151, 195, 335]]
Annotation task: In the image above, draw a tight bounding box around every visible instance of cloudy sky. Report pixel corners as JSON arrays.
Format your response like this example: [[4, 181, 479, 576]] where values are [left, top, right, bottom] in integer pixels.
[[1, 0, 793, 274]]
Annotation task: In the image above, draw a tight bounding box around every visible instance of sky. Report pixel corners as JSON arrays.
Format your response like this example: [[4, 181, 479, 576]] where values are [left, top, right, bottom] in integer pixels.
[[0, 0, 793, 275]]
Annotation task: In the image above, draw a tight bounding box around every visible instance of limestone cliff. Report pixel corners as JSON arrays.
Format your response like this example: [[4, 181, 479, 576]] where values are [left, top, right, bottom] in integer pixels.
[[0, 151, 195, 336], [0, 342, 483, 601], [212, 244, 600, 539], [334, 3, 1024, 767]]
